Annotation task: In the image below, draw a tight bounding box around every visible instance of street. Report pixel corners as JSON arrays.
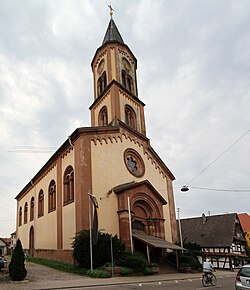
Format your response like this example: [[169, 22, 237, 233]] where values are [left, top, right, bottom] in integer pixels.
[[71, 275, 235, 290]]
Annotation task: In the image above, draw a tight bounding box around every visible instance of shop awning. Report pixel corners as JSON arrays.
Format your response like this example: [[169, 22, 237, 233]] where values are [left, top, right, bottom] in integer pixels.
[[132, 230, 185, 251]]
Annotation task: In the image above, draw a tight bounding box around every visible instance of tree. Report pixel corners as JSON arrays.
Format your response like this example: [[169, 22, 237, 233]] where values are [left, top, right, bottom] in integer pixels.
[[9, 239, 27, 281], [72, 230, 125, 269]]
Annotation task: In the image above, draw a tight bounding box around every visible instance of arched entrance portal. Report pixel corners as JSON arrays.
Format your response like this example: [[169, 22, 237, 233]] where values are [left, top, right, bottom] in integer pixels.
[[29, 226, 34, 256], [114, 180, 167, 257]]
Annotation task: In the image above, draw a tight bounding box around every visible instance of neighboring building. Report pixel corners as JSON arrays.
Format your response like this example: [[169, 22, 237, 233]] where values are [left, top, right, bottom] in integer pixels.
[[179, 213, 247, 269], [10, 231, 17, 254], [0, 238, 10, 256], [15, 16, 180, 263], [238, 213, 250, 247]]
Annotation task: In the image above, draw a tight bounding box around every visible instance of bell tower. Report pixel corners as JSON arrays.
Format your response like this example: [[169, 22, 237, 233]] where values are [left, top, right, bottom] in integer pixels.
[[90, 13, 146, 136]]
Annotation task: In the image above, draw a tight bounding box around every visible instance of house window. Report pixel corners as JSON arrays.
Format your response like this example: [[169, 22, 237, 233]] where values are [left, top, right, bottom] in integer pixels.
[[98, 106, 108, 126], [24, 202, 28, 224], [30, 197, 34, 221], [19, 206, 22, 226], [48, 180, 56, 212], [64, 166, 74, 205], [125, 105, 136, 129], [38, 190, 44, 218], [97, 71, 107, 96]]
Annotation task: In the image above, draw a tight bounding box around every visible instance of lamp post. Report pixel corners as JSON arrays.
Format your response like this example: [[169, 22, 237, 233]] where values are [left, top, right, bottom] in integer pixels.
[[177, 208, 183, 251], [88, 193, 93, 271], [128, 196, 134, 254]]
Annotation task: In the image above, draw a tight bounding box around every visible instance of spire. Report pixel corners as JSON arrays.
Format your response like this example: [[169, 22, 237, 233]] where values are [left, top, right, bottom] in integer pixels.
[[102, 18, 124, 45]]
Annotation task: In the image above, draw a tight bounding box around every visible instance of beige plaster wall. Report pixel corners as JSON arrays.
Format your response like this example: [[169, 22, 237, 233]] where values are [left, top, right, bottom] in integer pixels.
[[61, 150, 76, 250], [17, 147, 76, 251], [62, 202, 75, 249], [17, 164, 58, 249], [91, 135, 173, 242]]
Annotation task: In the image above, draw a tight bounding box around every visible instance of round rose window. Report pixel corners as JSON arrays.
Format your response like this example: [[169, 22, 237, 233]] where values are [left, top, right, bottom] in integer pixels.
[[124, 149, 145, 177]]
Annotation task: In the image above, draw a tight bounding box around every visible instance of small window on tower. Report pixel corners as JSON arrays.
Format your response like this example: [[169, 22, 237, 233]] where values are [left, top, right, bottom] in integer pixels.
[[98, 106, 108, 126], [125, 105, 136, 129], [97, 71, 107, 96], [121, 58, 134, 94]]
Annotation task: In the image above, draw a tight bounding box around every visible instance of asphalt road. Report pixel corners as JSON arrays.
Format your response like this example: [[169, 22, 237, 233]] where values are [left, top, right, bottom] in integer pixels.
[[73, 275, 235, 290]]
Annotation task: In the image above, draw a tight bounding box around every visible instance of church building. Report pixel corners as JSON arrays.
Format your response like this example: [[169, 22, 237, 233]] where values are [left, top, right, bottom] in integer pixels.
[[15, 15, 180, 263]]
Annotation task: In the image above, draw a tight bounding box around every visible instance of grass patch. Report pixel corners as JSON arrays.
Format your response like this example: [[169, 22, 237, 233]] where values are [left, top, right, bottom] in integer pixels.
[[26, 256, 87, 276]]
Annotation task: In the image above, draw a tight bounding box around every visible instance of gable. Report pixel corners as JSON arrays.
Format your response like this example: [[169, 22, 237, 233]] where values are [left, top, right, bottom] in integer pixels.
[[180, 213, 242, 247]]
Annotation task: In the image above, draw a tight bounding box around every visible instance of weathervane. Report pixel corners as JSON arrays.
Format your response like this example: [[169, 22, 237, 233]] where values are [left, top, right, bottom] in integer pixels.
[[108, 3, 114, 18]]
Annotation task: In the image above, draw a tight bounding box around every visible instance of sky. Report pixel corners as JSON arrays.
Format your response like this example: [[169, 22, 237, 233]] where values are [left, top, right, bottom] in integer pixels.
[[0, 0, 249, 237]]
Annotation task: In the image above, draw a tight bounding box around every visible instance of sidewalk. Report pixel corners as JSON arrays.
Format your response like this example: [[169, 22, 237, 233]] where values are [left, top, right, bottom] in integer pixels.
[[0, 262, 236, 290]]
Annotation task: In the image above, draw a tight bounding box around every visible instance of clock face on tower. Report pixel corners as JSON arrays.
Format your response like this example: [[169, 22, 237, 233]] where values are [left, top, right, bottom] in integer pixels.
[[124, 148, 145, 177]]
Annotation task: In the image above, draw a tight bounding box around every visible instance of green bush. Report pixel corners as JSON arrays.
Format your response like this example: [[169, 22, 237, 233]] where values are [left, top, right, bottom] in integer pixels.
[[86, 269, 111, 278], [72, 230, 125, 269], [116, 251, 149, 272], [120, 266, 134, 276], [9, 239, 27, 281], [143, 266, 154, 275], [180, 255, 201, 270]]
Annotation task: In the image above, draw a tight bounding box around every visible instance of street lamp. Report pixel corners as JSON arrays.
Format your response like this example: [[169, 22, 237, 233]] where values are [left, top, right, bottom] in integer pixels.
[[181, 185, 189, 192]]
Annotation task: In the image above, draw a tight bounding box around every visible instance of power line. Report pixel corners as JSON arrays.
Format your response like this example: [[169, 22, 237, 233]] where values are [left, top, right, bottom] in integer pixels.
[[0, 145, 57, 153], [189, 186, 250, 193], [184, 129, 250, 186]]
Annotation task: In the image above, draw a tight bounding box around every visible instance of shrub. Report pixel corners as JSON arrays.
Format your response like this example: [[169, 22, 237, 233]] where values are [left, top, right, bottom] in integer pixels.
[[120, 266, 134, 276], [143, 266, 154, 275], [180, 255, 201, 270], [116, 251, 149, 272], [72, 230, 125, 269], [9, 239, 27, 281], [86, 269, 111, 278]]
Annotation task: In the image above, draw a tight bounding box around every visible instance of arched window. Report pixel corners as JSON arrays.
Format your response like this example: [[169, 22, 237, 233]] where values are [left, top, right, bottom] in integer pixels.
[[24, 202, 28, 224], [38, 190, 44, 218], [48, 180, 56, 212], [121, 69, 134, 94], [19, 206, 22, 226], [30, 197, 34, 221], [97, 71, 107, 96], [125, 105, 136, 129], [98, 106, 108, 126], [64, 166, 74, 205], [29, 226, 34, 251]]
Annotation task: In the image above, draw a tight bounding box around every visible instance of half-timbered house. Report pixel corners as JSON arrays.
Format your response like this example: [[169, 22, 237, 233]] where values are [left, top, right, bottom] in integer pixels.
[[179, 213, 247, 270]]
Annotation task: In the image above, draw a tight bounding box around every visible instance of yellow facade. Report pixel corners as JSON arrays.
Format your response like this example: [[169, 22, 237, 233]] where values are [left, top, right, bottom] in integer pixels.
[[91, 135, 173, 242]]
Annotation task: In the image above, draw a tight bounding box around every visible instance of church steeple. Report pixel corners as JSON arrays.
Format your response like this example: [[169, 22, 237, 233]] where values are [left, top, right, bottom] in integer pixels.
[[90, 16, 146, 136], [102, 18, 124, 45]]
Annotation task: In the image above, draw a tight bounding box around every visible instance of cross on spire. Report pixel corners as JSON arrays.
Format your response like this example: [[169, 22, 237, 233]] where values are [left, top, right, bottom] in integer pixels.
[[108, 4, 114, 18]]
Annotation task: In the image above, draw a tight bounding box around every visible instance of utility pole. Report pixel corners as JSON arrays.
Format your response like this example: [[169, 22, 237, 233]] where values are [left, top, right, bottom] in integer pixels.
[[177, 208, 183, 250]]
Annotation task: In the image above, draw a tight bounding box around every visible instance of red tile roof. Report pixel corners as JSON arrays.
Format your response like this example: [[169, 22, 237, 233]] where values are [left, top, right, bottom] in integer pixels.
[[238, 213, 250, 232]]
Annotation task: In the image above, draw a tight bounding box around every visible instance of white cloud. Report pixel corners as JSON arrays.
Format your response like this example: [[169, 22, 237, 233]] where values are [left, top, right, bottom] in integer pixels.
[[0, 0, 249, 236]]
